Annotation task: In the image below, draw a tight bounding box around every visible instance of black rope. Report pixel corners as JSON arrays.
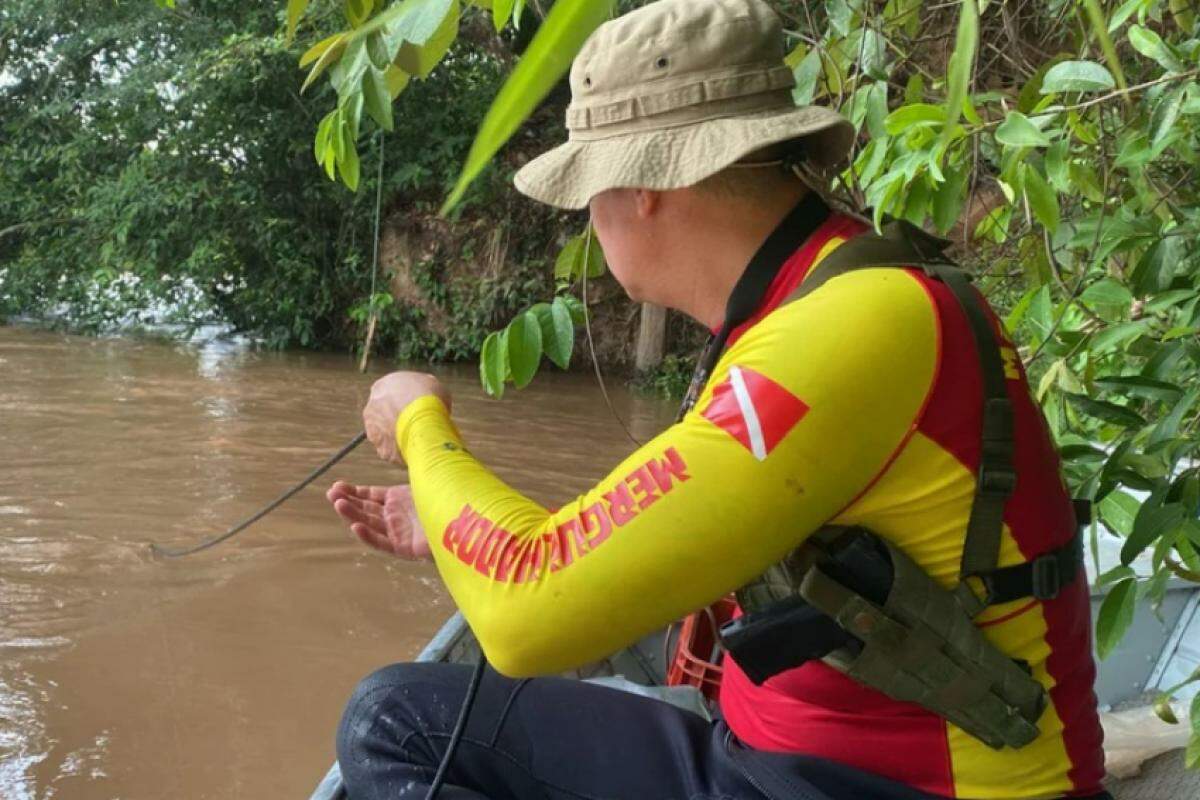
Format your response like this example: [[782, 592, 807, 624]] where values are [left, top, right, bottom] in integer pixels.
[[425, 652, 487, 800], [149, 431, 368, 559]]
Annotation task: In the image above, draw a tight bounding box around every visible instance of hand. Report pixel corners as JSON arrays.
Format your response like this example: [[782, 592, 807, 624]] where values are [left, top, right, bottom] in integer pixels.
[[362, 371, 451, 465], [326, 481, 432, 561]]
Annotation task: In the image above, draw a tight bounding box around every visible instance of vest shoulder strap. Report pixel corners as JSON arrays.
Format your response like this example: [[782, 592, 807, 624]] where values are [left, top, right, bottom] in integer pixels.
[[780, 219, 1017, 617]]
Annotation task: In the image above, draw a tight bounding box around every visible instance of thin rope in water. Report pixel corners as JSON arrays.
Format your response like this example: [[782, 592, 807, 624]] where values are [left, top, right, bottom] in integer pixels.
[[152, 135, 394, 559], [149, 432, 368, 558]]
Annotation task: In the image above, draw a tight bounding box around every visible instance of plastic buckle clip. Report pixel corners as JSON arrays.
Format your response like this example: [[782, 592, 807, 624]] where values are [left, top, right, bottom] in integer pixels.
[[1031, 555, 1062, 601]]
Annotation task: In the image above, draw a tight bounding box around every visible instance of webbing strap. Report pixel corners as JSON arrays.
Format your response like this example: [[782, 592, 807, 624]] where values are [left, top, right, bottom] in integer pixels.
[[984, 531, 1083, 604], [785, 220, 1016, 618]]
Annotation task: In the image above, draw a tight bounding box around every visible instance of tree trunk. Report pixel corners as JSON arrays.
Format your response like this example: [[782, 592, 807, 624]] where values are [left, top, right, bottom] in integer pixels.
[[635, 303, 667, 372]]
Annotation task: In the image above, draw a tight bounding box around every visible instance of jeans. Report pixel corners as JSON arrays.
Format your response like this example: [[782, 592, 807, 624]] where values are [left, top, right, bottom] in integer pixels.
[[336, 662, 1112, 800]]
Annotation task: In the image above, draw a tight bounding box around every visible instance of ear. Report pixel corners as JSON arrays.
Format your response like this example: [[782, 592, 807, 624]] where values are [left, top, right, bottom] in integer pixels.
[[633, 189, 662, 219]]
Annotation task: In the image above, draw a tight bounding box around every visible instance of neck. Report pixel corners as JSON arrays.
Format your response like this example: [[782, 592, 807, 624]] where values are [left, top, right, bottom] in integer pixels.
[[667, 183, 811, 331]]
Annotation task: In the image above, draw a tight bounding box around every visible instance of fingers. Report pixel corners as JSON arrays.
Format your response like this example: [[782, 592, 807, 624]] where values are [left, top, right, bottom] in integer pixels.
[[327, 481, 390, 505], [351, 522, 394, 554], [335, 494, 385, 520], [358, 485, 390, 503], [333, 498, 385, 531]]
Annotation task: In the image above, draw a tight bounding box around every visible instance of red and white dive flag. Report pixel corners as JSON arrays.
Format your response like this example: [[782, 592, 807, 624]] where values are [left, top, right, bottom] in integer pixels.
[[701, 365, 809, 461]]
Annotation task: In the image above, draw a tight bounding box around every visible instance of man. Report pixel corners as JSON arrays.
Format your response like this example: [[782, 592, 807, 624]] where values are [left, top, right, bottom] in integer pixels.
[[327, 1, 1109, 798]]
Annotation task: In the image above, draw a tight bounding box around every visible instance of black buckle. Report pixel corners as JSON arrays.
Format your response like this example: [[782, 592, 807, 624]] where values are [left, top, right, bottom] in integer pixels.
[[1031, 556, 1062, 601], [978, 464, 1017, 495]]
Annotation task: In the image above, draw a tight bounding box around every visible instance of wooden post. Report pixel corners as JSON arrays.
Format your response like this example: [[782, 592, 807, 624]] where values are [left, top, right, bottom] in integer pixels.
[[635, 303, 667, 372], [358, 313, 378, 373]]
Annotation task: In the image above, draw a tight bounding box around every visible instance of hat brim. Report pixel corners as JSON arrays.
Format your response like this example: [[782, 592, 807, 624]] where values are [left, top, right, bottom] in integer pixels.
[[514, 104, 854, 210]]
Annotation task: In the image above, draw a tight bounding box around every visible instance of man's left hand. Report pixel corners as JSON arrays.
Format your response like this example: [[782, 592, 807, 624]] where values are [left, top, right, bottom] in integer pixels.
[[362, 371, 451, 464]]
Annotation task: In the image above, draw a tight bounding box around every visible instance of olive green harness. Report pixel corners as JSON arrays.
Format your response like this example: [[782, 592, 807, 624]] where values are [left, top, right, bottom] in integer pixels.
[[728, 219, 1085, 751]]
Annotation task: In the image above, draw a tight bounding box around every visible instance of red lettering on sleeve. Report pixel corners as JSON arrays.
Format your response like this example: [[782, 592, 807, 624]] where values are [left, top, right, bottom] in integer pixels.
[[582, 503, 613, 549], [474, 528, 512, 578], [511, 540, 534, 584], [550, 518, 587, 572], [511, 537, 549, 587], [603, 483, 638, 526], [494, 536, 524, 583], [515, 538, 546, 584], [443, 505, 478, 552], [625, 465, 661, 510], [647, 447, 690, 494], [457, 516, 493, 564]]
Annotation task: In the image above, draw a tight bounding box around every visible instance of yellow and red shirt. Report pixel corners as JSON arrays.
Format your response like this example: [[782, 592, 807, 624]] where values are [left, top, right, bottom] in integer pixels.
[[395, 211, 1106, 799]]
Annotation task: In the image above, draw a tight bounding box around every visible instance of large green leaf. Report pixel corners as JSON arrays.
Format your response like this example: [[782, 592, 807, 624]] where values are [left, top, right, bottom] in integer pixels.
[[1089, 321, 1148, 355], [554, 229, 606, 282], [354, 0, 454, 45], [1100, 491, 1141, 537], [506, 310, 544, 389], [546, 296, 576, 369], [1068, 394, 1147, 429], [522, 301, 574, 372], [1129, 24, 1185, 73], [394, 0, 459, 78], [362, 69, 394, 131], [1151, 86, 1186, 148], [1081, 278, 1133, 308], [931, 166, 967, 234], [300, 33, 346, 68], [1041, 60, 1115, 93], [1123, 502, 1187, 565], [301, 34, 350, 92], [1149, 388, 1200, 447], [996, 111, 1052, 148], [480, 330, 508, 398], [339, 132, 361, 190], [286, 0, 310, 44], [1094, 375, 1182, 402], [1021, 164, 1059, 234], [1095, 577, 1138, 660], [885, 103, 944, 135], [492, 0, 515, 31], [442, 0, 617, 213]]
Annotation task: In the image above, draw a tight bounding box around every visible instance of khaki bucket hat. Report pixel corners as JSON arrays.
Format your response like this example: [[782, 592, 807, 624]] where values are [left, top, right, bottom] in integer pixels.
[[514, 0, 855, 210]]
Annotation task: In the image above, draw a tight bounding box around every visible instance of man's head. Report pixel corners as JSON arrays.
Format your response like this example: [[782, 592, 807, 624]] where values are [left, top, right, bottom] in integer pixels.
[[587, 146, 809, 307], [513, 0, 853, 320], [514, 0, 852, 209]]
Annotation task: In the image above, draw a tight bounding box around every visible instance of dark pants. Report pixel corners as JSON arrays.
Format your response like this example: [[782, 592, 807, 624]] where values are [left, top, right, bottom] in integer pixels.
[[336, 662, 1112, 800]]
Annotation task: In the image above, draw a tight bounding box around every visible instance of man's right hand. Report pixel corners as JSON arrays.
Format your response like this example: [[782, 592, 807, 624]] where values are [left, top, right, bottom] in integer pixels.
[[326, 481, 432, 561]]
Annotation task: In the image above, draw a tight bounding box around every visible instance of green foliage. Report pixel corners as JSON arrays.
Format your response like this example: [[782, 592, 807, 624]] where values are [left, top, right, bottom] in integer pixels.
[[554, 226, 606, 283], [633, 353, 695, 400], [479, 294, 585, 397], [1095, 576, 1137, 661], [441, 0, 616, 211], [0, 0, 523, 350]]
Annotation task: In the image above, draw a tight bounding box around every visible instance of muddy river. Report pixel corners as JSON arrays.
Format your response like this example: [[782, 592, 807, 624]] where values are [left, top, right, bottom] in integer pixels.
[[0, 325, 676, 799]]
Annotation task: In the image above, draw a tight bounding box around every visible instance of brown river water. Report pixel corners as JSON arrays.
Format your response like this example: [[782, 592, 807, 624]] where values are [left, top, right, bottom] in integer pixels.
[[0, 324, 677, 799]]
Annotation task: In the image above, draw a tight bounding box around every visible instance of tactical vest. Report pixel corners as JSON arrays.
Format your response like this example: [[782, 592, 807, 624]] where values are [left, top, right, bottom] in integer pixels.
[[685, 209, 1086, 751]]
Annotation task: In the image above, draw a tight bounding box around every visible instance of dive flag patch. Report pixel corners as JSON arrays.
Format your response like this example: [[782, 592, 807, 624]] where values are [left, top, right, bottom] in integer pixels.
[[701, 366, 809, 461]]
